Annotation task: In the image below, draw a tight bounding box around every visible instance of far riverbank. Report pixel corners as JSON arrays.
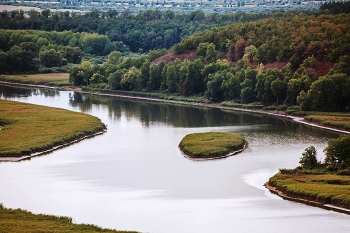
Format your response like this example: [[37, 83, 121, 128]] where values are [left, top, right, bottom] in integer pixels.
[[1, 80, 350, 136]]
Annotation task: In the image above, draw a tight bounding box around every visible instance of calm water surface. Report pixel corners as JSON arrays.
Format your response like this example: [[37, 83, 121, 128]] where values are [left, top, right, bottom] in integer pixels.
[[0, 84, 349, 233]]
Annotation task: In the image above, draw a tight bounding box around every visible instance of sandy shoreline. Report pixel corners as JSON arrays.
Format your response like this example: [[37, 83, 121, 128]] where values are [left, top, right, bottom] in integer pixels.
[[264, 182, 350, 215]]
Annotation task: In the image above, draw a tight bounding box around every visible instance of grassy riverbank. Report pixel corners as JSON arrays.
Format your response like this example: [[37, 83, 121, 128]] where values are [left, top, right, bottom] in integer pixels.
[[179, 132, 245, 159], [268, 173, 350, 209], [0, 73, 70, 86], [0, 204, 137, 233], [0, 99, 106, 157]]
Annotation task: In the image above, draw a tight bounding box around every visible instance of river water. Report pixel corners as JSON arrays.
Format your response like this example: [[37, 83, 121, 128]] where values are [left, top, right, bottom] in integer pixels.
[[0, 84, 349, 233]]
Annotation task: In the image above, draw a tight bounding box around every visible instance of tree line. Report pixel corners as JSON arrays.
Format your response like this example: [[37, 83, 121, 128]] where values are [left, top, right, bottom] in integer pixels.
[[0, 9, 314, 53], [69, 12, 350, 112], [0, 29, 118, 73]]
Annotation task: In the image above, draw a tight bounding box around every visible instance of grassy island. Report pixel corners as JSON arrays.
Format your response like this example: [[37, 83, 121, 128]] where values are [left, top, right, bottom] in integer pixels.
[[0, 99, 106, 158], [179, 132, 245, 159], [267, 138, 350, 213], [0, 204, 137, 233]]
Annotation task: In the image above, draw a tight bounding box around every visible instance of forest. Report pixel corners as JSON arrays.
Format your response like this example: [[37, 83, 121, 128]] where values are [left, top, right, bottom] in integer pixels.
[[68, 12, 350, 112], [0, 3, 350, 112], [0, 9, 315, 53]]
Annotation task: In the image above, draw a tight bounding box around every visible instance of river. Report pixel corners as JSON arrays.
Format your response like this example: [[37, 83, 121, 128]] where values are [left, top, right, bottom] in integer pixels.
[[0, 84, 349, 233]]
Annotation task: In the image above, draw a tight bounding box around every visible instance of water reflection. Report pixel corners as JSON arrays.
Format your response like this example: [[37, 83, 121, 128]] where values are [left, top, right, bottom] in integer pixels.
[[67, 92, 299, 128], [0, 84, 348, 233], [0, 84, 60, 98]]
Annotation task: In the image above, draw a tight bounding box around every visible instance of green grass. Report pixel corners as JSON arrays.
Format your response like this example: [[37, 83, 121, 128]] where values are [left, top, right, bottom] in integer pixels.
[[0, 99, 106, 157], [0, 203, 138, 233], [286, 110, 350, 131], [268, 173, 350, 208], [0, 73, 70, 86], [304, 114, 350, 131], [179, 132, 245, 159]]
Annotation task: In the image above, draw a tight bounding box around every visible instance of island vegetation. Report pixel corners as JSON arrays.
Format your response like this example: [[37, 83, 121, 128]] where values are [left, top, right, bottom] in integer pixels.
[[0, 203, 137, 233], [179, 132, 245, 159], [267, 135, 350, 211], [0, 99, 106, 158]]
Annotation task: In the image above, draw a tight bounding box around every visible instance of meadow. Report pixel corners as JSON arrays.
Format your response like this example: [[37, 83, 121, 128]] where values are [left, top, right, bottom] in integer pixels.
[[0, 73, 70, 86], [0, 203, 137, 233], [268, 173, 350, 208], [303, 112, 350, 131], [179, 132, 245, 159], [0, 99, 105, 157]]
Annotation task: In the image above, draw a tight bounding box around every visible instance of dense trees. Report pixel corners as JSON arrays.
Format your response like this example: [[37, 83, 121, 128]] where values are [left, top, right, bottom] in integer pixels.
[[0, 29, 117, 73], [66, 10, 350, 113], [0, 9, 313, 54], [299, 146, 319, 169], [324, 135, 350, 167], [2, 7, 350, 113]]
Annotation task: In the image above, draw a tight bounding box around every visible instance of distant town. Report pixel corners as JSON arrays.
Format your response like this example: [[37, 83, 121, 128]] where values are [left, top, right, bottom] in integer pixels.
[[0, 0, 343, 13]]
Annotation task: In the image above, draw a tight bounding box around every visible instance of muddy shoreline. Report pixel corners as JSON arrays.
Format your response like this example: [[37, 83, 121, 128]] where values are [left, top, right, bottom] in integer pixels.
[[264, 182, 350, 215], [0, 129, 106, 162]]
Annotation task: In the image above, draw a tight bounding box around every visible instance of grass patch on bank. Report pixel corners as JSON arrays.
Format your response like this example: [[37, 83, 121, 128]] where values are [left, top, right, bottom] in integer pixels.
[[0, 99, 106, 157], [0, 73, 70, 86], [179, 132, 245, 159], [304, 114, 350, 131], [0, 203, 137, 233], [268, 173, 350, 208], [286, 110, 350, 131]]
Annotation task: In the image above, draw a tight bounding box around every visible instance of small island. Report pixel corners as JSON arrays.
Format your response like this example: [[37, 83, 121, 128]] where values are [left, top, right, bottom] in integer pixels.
[[266, 135, 350, 214], [0, 99, 106, 161], [179, 132, 246, 160]]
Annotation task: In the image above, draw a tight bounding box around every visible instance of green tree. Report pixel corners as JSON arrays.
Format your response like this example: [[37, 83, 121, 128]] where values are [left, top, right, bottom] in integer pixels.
[[222, 73, 240, 100], [296, 90, 310, 111], [60, 46, 83, 64], [271, 78, 286, 106], [121, 66, 140, 91], [241, 87, 255, 104], [166, 65, 178, 93], [7, 46, 24, 72], [138, 59, 151, 91], [0, 51, 8, 73], [299, 146, 319, 169], [324, 135, 350, 166], [285, 78, 303, 105], [39, 49, 63, 67], [186, 59, 204, 95], [108, 70, 123, 90], [148, 63, 163, 91], [205, 43, 217, 63], [205, 73, 225, 102], [107, 51, 122, 65], [243, 45, 257, 63], [308, 73, 348, 111]]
